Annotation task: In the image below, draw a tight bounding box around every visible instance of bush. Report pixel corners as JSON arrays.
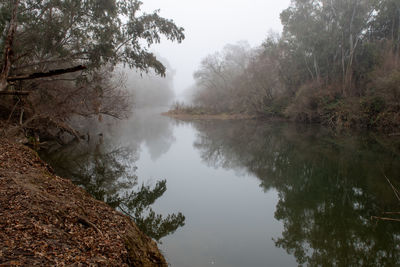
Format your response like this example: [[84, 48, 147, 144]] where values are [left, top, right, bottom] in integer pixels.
[[258, 97, 290, 117], [361, 96, 386, 115], [284, 81, 340, 123], [168, 101, 209, 115], [371, 70, 400, 102]]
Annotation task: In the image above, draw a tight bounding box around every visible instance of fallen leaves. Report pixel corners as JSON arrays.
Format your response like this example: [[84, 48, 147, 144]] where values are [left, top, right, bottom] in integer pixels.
[[0, 138, 166, 266]]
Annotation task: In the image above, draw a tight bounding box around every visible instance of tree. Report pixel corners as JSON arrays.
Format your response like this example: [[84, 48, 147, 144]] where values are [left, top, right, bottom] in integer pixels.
[[0, 0, 19, 91], [244, 34, 286, 115], [0, 0, 184, 88], [280, 0, 377, 95], [0, 0, 184, 141], [184, 0, 398, 128], [193, 42, 252, 113], [370, 0, 400, 42]]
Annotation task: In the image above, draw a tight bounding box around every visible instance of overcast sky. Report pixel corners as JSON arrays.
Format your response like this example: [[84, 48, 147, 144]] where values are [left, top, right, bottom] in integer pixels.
[[141, 0, 291, 97]]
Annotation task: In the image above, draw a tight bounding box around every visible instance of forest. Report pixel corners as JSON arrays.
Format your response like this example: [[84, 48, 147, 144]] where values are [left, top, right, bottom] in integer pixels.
[[172, 0, 400, 132]]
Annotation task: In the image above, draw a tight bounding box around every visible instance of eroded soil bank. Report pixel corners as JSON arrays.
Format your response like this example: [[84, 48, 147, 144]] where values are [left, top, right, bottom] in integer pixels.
[[0, 138, 167, 266]]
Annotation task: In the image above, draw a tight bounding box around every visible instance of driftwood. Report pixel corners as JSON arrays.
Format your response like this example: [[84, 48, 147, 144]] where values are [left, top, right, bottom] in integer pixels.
[[7, 65, 87, 82]]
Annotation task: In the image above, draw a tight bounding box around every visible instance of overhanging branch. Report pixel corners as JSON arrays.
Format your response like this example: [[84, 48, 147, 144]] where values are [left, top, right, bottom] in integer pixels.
[[7, 65, 87, 82]]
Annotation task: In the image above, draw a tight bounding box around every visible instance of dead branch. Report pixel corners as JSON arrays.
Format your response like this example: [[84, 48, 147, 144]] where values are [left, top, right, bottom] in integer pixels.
[[7, 97, 21, 123], [18, 115, 85, 142], [77, 216, 103, 236], [384, 174, 400, 202], [374, 173, 400, 223], [7, 65, 87, 82], [47, 118, 84, 141], [19, 107, 24, 125], [371, 216, 400, 222]]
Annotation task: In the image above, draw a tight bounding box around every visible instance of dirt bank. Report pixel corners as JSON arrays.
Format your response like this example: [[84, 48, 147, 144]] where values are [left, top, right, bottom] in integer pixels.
[[0, 139, 167, 266]]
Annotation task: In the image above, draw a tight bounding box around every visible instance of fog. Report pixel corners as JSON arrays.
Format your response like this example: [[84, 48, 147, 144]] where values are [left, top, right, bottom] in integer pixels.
[[121, 59, 176, 109], [140, 0, 291, 100]]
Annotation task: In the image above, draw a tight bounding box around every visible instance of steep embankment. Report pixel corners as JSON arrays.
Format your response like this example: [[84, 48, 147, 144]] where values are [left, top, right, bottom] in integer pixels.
[[0, 139, 167, 266]]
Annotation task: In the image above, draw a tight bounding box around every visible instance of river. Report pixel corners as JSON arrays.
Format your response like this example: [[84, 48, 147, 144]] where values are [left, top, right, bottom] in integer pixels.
[[41, 109, 400, 267]]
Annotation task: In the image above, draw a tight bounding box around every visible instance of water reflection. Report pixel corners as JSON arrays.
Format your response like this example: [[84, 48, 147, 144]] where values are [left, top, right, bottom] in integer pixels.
[[41, 138, 185, 242], [41, 111, 400, 265], [118, 108, 176, 160], [190, 120, 400, 266]]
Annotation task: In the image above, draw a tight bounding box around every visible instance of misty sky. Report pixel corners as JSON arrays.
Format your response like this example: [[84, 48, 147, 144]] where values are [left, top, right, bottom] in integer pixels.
[[141, 0, 291, 97]]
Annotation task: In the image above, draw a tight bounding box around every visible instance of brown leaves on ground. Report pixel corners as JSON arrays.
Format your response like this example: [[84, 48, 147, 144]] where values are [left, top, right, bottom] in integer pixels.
[[0, 138, 167, 266]]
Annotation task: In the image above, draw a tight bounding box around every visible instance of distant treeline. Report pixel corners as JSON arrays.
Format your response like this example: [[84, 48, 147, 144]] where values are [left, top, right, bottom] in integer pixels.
[[184, 0, 400, 131], [125, 63, 175, 109]]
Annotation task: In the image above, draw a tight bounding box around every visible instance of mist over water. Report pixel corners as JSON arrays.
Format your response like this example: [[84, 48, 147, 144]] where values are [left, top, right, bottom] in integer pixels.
[[42, 110, 400, 266]]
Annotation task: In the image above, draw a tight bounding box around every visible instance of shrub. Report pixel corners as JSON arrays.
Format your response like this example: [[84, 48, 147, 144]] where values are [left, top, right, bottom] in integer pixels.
[[361, 96, 386, 115]]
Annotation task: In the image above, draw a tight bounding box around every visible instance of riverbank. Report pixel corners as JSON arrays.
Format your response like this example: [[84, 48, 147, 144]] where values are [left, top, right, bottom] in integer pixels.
[[164, 98, 400, 134], [0, 138, 167, 266]]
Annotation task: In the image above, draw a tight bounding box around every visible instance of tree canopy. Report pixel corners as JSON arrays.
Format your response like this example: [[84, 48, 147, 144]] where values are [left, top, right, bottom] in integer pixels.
[[0, 0, 184, 142], [0, 0, 184, 83], [184, 0, 400, 131]]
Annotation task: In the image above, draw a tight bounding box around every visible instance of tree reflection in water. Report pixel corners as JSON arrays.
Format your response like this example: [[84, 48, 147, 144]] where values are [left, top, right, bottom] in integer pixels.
[[41, 139, 185, 242], [191, 120, 400, 266]]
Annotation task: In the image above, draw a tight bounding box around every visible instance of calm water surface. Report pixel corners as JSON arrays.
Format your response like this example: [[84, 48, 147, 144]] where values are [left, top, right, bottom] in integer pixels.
[[42, 110, 400, 267]]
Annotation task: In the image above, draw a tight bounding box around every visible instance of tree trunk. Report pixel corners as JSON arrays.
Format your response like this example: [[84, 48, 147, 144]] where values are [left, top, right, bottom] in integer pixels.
[[0, 0, 19, 91]]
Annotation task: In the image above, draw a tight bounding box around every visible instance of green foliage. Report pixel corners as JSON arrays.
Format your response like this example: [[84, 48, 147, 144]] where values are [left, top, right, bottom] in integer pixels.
[[190, 0, 399, 130], [0, 0, 184, 142], [120, 181, 185, 242], [0, 0, 184, 76], [259, 97, 290, 117], [361, 96, 386, 115]]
